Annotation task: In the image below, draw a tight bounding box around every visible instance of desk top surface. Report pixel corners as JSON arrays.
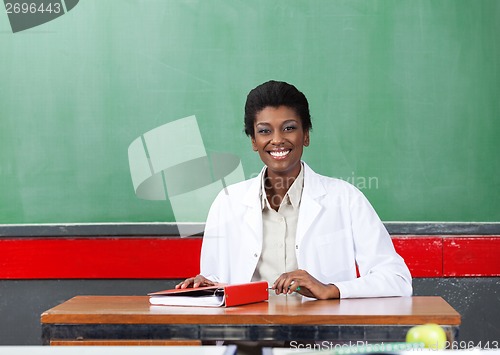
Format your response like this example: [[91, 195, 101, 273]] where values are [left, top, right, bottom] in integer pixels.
[[41, 294, 460, 326]]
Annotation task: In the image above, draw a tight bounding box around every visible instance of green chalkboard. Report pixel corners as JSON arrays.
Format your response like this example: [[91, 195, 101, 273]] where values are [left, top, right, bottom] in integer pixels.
[[1, 0, 499, 224]]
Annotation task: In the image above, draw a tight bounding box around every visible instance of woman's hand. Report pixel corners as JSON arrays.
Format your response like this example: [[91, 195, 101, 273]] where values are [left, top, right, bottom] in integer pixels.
[[175, 275, 216, 289], [272, 269, 340, 299]]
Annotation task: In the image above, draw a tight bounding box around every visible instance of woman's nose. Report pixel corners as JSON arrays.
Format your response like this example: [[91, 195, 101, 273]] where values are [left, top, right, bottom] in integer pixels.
[[271, 131, 284, 145]]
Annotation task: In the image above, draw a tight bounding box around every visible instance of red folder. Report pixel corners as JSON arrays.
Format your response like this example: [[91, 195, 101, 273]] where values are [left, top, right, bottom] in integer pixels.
[[148, 281, 269, 307]]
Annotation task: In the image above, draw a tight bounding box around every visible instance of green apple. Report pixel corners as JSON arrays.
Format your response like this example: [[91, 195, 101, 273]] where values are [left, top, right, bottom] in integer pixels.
[[406, 323, 447, 349]]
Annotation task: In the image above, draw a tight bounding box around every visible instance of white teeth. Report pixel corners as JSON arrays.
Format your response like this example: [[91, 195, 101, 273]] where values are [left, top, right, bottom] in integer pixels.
[[270, 150, 290, 157]]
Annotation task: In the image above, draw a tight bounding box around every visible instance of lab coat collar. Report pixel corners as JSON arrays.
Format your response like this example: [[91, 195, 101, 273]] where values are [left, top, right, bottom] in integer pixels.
[[241, 162, 327, 247], [242, 162, 327, 206], [302, 162, 327, 199], [241, 167, 265, 241], [242, 165, 266, 208], [296, 163, 326, 246]]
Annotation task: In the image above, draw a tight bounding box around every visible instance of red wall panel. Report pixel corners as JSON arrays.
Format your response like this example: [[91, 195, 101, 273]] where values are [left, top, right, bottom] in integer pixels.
[[392, 236, 443, 277], [443, 236, 500, 277], [0, 238, 202, 279], [0, 236, 498, 279]]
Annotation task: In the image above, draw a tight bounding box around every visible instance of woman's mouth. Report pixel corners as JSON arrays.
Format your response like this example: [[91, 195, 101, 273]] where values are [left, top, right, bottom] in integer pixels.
[[269, 150, 291, 159]]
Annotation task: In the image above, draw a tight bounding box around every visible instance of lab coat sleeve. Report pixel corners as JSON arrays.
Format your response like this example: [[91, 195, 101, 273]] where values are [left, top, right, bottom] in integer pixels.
[[199, 190, 229, 284], [333, 186, 413, 298]]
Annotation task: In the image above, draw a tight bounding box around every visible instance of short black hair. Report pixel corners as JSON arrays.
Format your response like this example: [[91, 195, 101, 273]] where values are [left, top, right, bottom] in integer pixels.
[[244, 80, 312, 137]]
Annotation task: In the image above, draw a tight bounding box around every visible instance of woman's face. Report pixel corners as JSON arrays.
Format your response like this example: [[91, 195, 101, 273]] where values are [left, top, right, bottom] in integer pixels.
[[251, 105, 309, 179]]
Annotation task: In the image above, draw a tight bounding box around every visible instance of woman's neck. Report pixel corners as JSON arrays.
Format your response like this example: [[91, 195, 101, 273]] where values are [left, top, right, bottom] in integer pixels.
[[264, 169, 300, 211]]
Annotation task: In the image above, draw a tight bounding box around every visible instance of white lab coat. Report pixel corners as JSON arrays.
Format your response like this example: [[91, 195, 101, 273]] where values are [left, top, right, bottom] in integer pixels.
[[201, 162, 412, 298]]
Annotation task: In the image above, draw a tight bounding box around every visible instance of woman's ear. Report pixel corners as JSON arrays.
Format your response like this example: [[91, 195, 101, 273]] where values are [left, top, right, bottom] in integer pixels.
[[251, 137, 258, 151], [304, 131, 310, 147]]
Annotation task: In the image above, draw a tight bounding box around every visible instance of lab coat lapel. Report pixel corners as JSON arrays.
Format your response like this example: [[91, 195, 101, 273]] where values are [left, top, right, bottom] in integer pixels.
[[241, 167, 264, 246], [296, 163, 326, 246]]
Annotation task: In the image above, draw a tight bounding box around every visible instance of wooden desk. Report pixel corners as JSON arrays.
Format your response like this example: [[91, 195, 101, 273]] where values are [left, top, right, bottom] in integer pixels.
[[41, 294, 460, 345]]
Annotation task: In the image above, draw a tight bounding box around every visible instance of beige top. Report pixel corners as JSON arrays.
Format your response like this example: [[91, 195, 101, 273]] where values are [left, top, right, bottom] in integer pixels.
[[251, 164, 304, 284]]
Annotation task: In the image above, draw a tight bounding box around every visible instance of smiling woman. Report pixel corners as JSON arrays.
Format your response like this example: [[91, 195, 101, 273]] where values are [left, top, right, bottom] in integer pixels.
[[177, 80, 413, 301], [251, 106, 309, 209]]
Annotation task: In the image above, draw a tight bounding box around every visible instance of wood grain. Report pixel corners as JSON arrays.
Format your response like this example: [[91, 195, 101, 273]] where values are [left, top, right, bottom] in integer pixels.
[[41, 294, 461, 326]]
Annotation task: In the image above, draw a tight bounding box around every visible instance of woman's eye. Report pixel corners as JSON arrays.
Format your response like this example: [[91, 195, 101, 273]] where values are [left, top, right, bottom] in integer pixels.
[[284, 126, 296, 131], [257, 128, 271, 134]]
